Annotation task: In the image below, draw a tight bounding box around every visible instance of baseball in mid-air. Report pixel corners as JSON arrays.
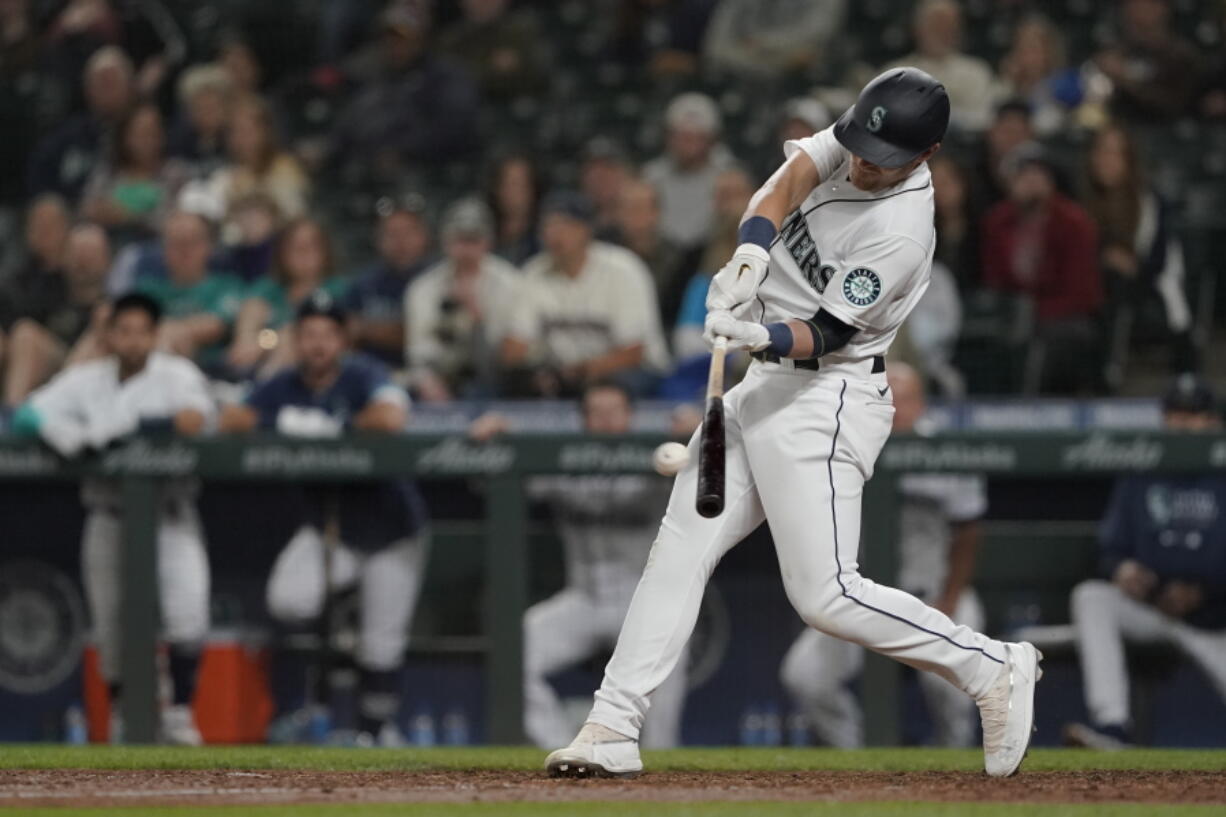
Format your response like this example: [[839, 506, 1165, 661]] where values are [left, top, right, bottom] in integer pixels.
[[652, 442, 690, 476]]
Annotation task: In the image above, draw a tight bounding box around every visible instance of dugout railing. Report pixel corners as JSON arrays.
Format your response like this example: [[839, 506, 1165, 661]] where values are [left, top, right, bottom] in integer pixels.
[[1, 429, 1223, 745]]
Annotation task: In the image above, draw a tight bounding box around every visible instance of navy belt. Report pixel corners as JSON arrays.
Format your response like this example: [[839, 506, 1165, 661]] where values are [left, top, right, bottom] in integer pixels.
[[751, 352, 885, 374]]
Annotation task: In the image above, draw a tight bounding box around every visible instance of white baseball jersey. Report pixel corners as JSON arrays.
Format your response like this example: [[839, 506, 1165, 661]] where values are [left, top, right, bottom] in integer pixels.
[[28, 352, 216, 509], [528, 474, 670, 605], [898, 472, 987, 599], [754, 125, 936, 360]]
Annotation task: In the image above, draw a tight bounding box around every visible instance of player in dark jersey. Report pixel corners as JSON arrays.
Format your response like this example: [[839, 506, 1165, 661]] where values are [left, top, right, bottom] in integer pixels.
[[220, 292, 429, 745]]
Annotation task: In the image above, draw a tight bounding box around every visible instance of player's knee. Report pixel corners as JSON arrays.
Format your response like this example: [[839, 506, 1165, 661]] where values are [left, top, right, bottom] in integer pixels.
[[265, 580, 318, 624], [1070, 579, 1115, 617]]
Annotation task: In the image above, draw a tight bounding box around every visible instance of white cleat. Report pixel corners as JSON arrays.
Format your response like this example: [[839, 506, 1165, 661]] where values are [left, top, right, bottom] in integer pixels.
[[977, 641, 1042, 778], [545, 722, 643, 778], [160, 704, 204, 746]]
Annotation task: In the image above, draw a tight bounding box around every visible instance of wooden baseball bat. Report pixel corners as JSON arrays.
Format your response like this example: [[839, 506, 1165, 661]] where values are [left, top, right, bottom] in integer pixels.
[[696, 336, 728, 518]]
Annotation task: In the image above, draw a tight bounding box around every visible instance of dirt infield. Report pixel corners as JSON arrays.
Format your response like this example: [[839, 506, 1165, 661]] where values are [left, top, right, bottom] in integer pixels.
[[2, 769, 1224, 808]]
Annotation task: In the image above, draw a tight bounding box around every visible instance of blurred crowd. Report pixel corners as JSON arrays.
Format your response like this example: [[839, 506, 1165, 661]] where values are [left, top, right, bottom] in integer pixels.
[[1, 0, 1224, 412]]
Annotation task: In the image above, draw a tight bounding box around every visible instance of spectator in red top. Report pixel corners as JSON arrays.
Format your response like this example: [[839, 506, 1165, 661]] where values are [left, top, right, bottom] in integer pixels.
[[982, 143, 1103, 394]]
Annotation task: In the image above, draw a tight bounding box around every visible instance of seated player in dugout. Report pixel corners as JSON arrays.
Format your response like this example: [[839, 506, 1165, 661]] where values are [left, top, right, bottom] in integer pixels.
[[1065, 375, 1226, 749], [13, 292, 216, 745], [470, 381, 687, 749], [780, 362, 987, 748], [219, 292, 429, 746]]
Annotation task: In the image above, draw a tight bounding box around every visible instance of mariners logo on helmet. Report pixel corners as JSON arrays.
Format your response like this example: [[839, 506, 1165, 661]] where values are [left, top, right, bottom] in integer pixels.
[[867, 106, 887, 133], [843, 268, 882, 307]]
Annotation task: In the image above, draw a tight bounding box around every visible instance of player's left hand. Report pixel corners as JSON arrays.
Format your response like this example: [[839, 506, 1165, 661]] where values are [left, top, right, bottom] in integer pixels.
[[703, 310, 769, 352], [706, 244, 770, 312]]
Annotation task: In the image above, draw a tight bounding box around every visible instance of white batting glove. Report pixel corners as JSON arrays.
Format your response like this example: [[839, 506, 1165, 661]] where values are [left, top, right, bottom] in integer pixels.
[[703, 310, 770, 352], [705, 243, 770, 312]]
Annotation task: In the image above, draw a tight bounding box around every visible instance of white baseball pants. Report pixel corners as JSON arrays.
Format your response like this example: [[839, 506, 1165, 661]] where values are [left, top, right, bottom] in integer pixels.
[[780, 589, 985, 748], [524, 588, 686, 749], [82, 507, 210, 682], [1071, 579, 1226, 727], [265, 526, 428, 671], [588, 361, 1007, 740]]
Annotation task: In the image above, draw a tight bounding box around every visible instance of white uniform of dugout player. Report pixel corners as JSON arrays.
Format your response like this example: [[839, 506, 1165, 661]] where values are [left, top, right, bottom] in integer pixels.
[[548, 68, 1041, 779], [516, 383, 686, 749], [14, 293, 216, 745], [781, 363, 986, 748]]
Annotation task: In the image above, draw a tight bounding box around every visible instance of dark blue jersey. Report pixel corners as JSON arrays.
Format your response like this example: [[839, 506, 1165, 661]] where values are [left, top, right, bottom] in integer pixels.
[[247, 354, 427, 548], [344, 260, 431, 366], [1100, 474, 1226, 629]]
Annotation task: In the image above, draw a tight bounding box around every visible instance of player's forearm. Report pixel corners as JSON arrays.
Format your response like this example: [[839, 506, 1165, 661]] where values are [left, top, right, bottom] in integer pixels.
[[744, 151, 822, 229], [758, 310, 857, 360], [940, 521, 981, 608], [353, 401, 407, 432], [218, 403, 259, 433]]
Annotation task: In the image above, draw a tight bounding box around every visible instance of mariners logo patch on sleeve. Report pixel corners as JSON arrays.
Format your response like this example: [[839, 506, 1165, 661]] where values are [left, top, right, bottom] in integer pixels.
[[842, 268, 882, 307]]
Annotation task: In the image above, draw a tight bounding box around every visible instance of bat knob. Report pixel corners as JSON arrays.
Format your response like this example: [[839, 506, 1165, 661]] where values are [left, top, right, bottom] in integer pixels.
[[696, 494, 724, 518]]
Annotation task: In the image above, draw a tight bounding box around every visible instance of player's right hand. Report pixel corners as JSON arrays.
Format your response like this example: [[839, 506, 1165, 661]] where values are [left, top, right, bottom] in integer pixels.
[[706, 243, 770, 312], [1113, 559, 1158, 602]]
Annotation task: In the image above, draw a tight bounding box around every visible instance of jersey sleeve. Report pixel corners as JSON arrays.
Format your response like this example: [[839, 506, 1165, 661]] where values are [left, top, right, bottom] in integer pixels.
[[783, 125, 849, 184], [818, 233, 928, 331], [351, 356, 409, 412], [942, 475, 987, 523], [173, 359, 217, 422]]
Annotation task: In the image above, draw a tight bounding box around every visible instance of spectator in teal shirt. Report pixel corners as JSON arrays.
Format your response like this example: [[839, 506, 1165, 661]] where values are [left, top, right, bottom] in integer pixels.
[[134, 210, 245, 372], [228, 217, 348, 377]]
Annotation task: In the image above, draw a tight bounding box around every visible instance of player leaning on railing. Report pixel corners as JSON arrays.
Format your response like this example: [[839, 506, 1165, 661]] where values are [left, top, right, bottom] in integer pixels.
[[547, 68, 1042, 779]]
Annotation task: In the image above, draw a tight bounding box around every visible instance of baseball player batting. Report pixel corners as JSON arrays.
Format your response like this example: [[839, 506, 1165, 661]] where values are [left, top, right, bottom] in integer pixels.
[[547, 68, 1041, 779]]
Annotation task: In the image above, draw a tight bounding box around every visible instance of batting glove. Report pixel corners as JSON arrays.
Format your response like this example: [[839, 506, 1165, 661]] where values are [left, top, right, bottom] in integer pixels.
[[703, 310, 770, 352], [705, 243, 770, 312]]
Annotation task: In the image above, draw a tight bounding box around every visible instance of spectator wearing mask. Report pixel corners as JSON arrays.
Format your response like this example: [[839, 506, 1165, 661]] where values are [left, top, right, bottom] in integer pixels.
[[1066, 377, 1226, 749], [579, 138, 633, 243], [81, 102, 185, 243], [1083, 124, 1195, 383], [704, 0, 846, 80], [347, 201, 433, 368], [885, 0, 994, 132], [28, 46, 134, 201], [133, 210, 244, 370], [2, 223, 110, 407], [501, 192, 669, 398], [981, 144, 1102, 394], [993, 14, 1083, 137], [404, 198, 517, 402], [204, 94, 309, 229], [230, 217, 346, 375], [611, 177, 690, 331], [329, 1, 479, 181], [1093, 0, 1201, 123], [439, 0, 545, 99], [167, 63, 232, 175], [643, 93, 735, 252], [486, 152, 542, 266]]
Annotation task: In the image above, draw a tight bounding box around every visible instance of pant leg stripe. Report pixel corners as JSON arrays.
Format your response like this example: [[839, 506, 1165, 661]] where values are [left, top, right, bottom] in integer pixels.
[[827, 378, 1004, 665]]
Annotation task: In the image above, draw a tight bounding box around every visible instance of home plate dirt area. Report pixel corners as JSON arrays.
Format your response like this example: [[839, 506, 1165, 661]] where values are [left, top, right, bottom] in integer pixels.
[[2, 768, 1225, 809]]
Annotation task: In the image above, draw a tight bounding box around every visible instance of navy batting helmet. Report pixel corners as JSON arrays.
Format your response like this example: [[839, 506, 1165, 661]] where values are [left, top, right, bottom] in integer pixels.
[[833, 68, 950, 168]]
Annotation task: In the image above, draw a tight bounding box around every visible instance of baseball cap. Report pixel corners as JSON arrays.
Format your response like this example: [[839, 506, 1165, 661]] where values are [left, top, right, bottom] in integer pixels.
[[664, 92, 721, 134], [296, 289, 347, 327], [833, 67, 950, 168], [442, 197, 493, 241], [1162, 374, 1218, 416], [541, 191, 595, 226]]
